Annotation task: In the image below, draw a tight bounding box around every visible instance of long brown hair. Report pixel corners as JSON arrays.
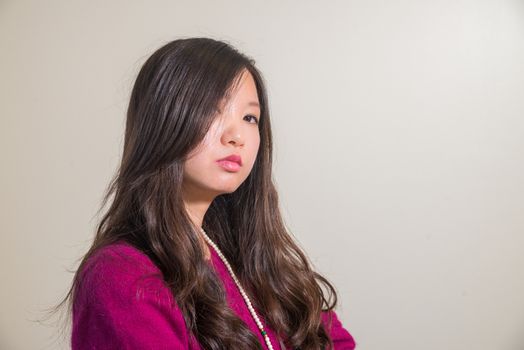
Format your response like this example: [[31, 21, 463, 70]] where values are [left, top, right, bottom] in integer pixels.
[[52, 37, 339, 349]]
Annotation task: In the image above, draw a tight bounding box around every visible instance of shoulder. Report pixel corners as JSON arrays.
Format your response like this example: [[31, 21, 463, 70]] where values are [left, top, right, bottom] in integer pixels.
[[77, 241, 173, 308], [84, 240, 158, 272], [72, 241, 193, 349], [322, 309, 357, 349]]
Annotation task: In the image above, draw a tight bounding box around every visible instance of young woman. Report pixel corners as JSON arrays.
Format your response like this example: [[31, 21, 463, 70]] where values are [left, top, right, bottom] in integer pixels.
[[65, 37, 356, 349]]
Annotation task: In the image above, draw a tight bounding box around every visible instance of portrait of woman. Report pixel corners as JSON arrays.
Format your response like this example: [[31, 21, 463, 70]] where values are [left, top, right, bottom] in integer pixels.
[[3, 2, 524, 349], [60, 37, 356, 349]]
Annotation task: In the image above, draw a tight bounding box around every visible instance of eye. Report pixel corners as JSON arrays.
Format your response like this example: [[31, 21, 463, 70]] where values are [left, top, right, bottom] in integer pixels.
[[244, 114, 259, 124]]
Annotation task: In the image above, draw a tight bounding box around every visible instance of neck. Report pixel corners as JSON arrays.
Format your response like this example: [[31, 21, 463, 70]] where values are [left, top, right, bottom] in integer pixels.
[[182, 190, 214, 260]]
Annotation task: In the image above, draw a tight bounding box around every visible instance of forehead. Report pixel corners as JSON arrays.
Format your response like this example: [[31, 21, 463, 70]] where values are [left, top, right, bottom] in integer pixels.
[[219, 70, 259, 109]]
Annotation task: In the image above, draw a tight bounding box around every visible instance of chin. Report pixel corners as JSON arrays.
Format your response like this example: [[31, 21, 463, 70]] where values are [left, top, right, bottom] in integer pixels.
[[214, 182, 242, 194], [219, 186, 240, 194], [213, 177, 245, 192]]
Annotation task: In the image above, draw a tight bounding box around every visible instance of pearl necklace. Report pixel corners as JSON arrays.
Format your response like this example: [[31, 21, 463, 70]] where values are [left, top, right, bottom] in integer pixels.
[[199, 227, 275, 350]]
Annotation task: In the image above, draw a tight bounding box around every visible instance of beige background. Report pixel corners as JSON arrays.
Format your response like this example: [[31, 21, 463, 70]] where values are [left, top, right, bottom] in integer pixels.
[[1, 1, 523, 349]]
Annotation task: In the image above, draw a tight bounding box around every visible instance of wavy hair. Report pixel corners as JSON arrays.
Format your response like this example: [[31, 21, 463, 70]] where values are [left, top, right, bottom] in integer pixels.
[[51, 37, 339, 349]]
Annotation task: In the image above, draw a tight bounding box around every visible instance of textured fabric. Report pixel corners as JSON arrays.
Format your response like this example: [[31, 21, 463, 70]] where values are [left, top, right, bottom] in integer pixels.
[[72, 241, 356, 349]]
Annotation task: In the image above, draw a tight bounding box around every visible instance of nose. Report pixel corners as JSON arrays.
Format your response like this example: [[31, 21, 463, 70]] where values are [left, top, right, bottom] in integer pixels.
[[221, 119, 245, 147]]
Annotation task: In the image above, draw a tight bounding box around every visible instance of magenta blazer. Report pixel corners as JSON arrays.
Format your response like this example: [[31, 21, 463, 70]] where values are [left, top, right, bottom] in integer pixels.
[[72, 241, 356, 349]]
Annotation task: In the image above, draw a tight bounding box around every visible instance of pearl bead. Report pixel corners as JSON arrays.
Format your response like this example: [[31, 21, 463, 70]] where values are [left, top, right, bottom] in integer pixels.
[[200, 227, 275, 350]]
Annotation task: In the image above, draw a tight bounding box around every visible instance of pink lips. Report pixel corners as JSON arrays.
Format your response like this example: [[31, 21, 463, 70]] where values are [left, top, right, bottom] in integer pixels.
[[216, 154, 242, 172]]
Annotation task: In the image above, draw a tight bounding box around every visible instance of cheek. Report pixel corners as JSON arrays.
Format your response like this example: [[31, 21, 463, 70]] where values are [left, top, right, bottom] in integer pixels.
[[246, 137, 261, 168], [253, 134, 261, 155], [183, 154, 208, 178]]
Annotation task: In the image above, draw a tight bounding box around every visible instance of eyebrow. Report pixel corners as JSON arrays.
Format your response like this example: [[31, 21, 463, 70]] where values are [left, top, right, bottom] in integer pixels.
[[248, 101, 260, 108]]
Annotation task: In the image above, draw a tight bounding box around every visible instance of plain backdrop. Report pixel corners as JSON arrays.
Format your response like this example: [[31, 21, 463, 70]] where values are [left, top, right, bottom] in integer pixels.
[[1, 1, 523, 349]]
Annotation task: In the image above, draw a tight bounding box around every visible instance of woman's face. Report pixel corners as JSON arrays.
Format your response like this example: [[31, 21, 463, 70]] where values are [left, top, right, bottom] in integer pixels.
[[182, 69, 261, 199]]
